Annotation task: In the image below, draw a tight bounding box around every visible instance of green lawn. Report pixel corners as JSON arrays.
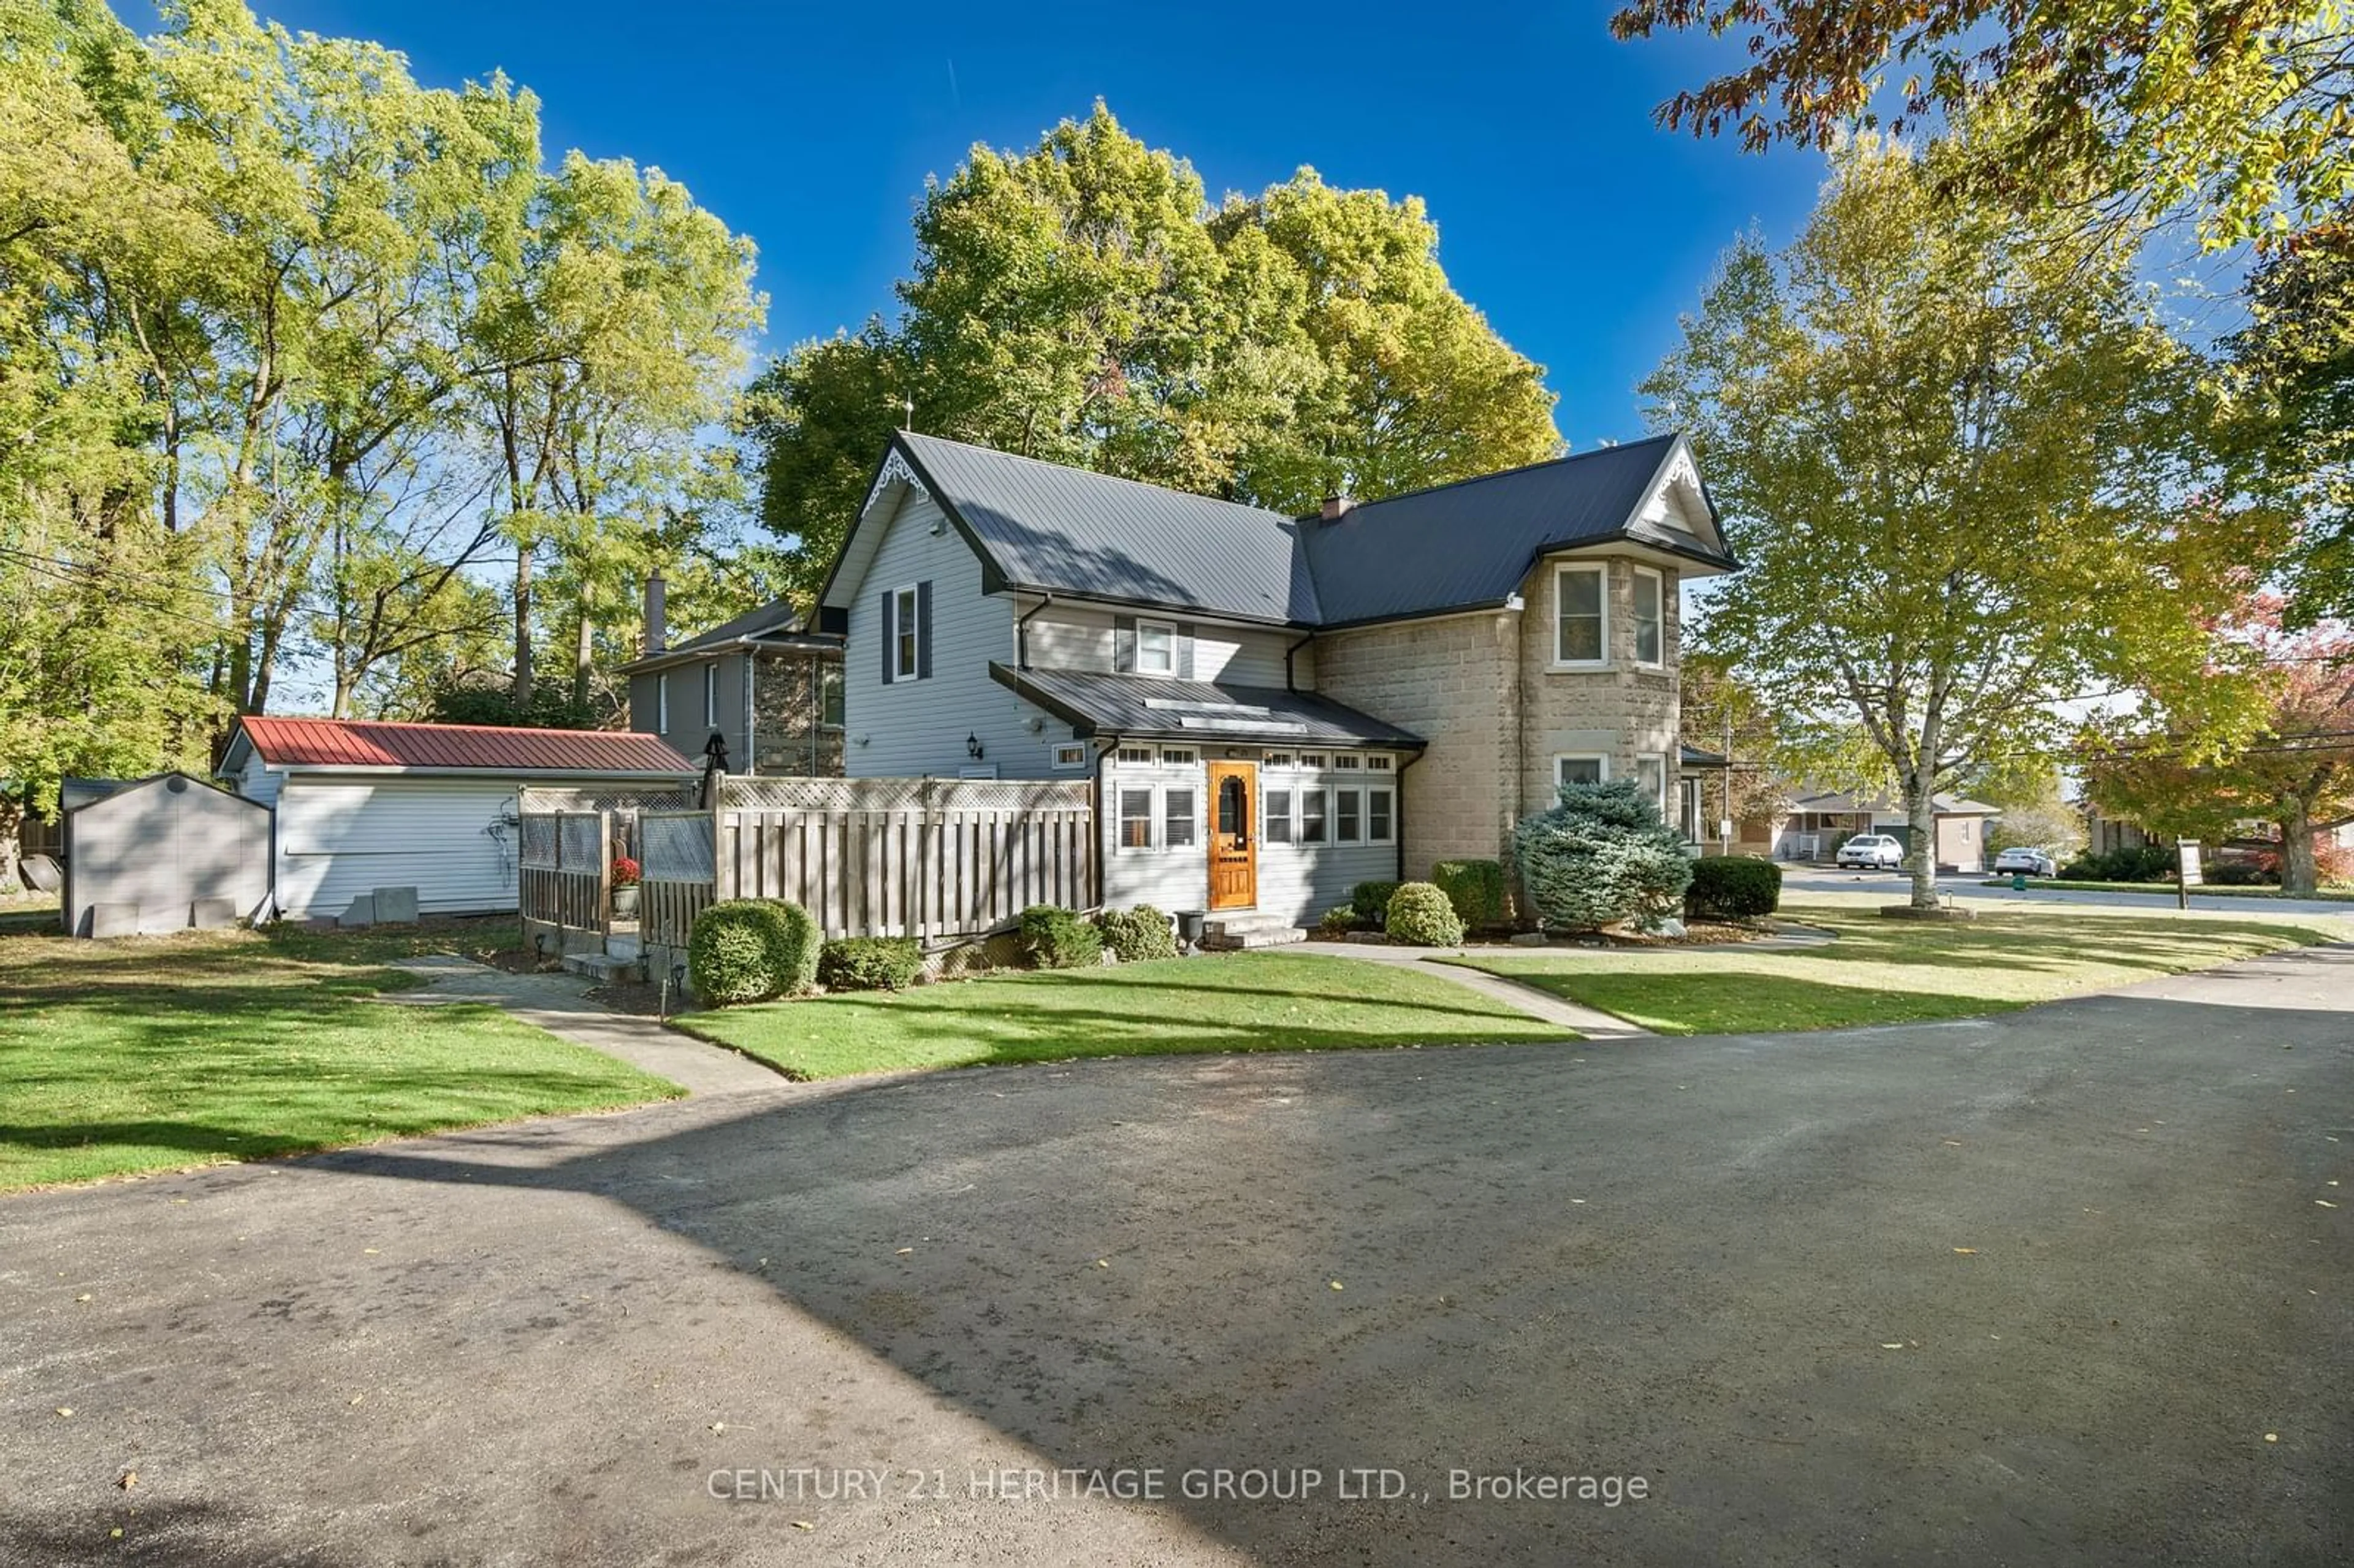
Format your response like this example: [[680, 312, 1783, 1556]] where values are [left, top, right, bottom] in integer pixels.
[[1980, 878, 2354, 902], [680, 951, 1572, 1079], [0, 921, 681, 1190], [1444, 899, 2348, 1036]]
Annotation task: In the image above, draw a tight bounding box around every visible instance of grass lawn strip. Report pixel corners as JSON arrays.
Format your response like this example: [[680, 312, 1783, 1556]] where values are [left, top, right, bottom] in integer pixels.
[[0, 921, 682, 1191], [1442, 899, 2349, 1037], [1979, 878, 2354, 903], [680, 951, 1572, 1079]]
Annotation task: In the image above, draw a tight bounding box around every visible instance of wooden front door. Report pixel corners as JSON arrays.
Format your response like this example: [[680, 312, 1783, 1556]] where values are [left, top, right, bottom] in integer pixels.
[[1206, 761, 1257, 911]]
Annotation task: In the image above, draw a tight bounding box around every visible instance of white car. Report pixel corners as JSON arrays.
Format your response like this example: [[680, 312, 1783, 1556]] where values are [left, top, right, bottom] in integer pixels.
[[1835, 833, 1905, 870], [1993, 847, 2058, 878]]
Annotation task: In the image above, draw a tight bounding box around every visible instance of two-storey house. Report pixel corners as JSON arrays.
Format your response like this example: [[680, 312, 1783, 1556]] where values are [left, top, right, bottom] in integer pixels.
[[815, 431, 1737, 927]]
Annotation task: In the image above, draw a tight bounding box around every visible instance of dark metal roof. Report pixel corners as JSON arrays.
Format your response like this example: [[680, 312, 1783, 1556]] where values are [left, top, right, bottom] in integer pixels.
[[901, 433, 1321, 625], [1301, 435, 1732, 625], [1680, 744, 1730, 769], [620, 598, 842, 674], [989, 664, 1424, 749]]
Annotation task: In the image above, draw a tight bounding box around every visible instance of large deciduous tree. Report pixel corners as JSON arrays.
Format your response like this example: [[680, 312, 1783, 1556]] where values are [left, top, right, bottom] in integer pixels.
[[1648, 139, 2291, 908], [747, 104, 1558, 601], [1608, 0, 2350, 248], [2231, 211, 2354, 621]]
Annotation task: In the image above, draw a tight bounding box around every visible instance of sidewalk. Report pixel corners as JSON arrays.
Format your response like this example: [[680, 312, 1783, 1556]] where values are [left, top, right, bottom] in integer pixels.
[[1289, 942, 1653, 1040], [386, 956, 790, 1096]]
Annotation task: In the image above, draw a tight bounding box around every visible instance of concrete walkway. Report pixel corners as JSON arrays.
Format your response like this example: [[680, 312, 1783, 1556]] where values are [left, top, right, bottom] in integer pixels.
[[1290, 941, 1653, 1039], [386, 957, 788, 1096]]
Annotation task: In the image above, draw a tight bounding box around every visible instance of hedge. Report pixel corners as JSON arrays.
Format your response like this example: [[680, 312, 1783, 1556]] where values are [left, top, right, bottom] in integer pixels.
[[1019, 904, 1104, 969], [818, 936, 923, 992], [1350, 880, 1400, 926], [1095, 905, 1179, 962], [1431, 859, 1507, 928], [1386, 881, 1466, 946], [1685, 856, 1782, 919], [688, 899, 821, 1005]]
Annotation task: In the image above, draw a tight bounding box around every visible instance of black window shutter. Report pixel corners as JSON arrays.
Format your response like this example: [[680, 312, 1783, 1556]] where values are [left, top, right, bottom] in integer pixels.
[[916, 580, 933, 680], [1113, 614, 1137, 673], [1175, 622, 1197, 680], [878, 590, 893, 685]]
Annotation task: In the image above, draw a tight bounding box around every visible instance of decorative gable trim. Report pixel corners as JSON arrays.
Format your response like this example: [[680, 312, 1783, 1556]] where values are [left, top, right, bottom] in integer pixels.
[[861, 446, 929, 517]]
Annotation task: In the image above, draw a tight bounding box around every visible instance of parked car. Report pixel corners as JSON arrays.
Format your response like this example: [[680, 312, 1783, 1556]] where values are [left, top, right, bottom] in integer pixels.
[[1835, 833, 1905, 871], [1993, 847, 2058, 878]]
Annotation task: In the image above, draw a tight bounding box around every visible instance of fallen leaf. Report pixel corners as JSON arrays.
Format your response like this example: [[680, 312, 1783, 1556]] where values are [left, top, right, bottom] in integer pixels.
[[1942, 1140, 1964, 1147], [348, 1395, 364, 1407], [363, 1248, 379, 1255], [1952, 1248, 1978, 1255], [55, 1407, 72, 1418], [2318, 1200, 2339, 1209], [1095, 1259, 1108, 1268], [110, 1529, 124, 1540], [710, 1421, 726, 1434], [791, 1520, 813, 1531], [2265, 1433, 2279, 1443], [1880, 1343, 1905, 1350], [894, 1248, 912, 1255], [1330, 1281, 1344, 1291], [118, 1471, 137, 1490], [75, 1293, 91, 1303]]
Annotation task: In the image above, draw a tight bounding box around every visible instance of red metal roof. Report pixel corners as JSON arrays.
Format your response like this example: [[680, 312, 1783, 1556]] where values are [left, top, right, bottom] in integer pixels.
[[234, 717, 694, 774]]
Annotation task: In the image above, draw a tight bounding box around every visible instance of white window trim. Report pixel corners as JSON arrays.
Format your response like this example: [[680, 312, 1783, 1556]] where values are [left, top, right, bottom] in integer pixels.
[[1159, 745, 1198, 764], [1335, 785, 1364, 844], [1116, 745, 1155, 765], [1555, 752, 1610, 788], [1632, 566, 1666, 669], [655, 672, 669, 732], [1298, 785, 1330, 845], [1162, 783, 1198, 850], [1051, 743, 1089, 771], [1115, 785, 1158, 855], [1552, 563, 1610, 670], [1365, 753, 1394, 772], [819, 664, 845, 729], [703, 664, 718, 726], [1135, 617, 1178, 677], [1636, 752, 1670, 816], [892, 583, 923, 681], [1263, 785, 1296, 845], [1367, 784, 1396, 844]]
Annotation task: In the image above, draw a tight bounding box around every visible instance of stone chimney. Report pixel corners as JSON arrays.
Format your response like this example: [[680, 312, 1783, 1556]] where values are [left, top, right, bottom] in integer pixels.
[[644, 569, 667, 653], [1320, 493, 1355, 521]]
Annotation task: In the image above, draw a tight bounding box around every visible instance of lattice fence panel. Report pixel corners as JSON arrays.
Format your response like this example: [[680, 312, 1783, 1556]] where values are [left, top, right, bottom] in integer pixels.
[[641, 812, 715, 883], [558, 813, 604, 869], [519, 813, 559, 870]]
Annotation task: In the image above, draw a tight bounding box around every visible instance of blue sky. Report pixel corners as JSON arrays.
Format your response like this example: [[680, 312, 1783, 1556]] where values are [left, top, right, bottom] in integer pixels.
[[180, 0, 1833, 447]]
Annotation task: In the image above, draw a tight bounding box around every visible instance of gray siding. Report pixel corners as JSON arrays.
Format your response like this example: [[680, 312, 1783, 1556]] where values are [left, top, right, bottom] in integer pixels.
[[630, 654, 747, 766], [842, 490, 1068, 779], [1019, 598, 1301, 687], [64, 775, 273, 936]]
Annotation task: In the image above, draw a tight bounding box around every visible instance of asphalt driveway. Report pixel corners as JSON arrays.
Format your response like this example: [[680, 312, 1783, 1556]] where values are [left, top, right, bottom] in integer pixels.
[[6, 945, 2350, 1566]]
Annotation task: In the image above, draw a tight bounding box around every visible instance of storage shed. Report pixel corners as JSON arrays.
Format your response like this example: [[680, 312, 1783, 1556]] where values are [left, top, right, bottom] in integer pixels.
[[218, 718, 695, 923], [63, 772, 273, 938]]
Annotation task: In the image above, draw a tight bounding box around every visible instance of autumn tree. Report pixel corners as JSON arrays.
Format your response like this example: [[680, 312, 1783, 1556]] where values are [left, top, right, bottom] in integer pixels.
[[2084, 610, 2354, 894], [1648, 139, 2291, 908], [1608, 0, 2349, 248], [2231, 212, 2354, 622]]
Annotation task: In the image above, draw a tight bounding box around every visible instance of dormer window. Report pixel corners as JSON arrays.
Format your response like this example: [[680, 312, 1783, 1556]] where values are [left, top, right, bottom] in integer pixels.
[[1137, 619, 1176, 676]]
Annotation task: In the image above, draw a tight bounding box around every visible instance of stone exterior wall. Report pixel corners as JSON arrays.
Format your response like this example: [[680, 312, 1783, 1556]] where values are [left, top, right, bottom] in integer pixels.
[[749, 650, 845, 777], [1315, 553, 1682, 877]]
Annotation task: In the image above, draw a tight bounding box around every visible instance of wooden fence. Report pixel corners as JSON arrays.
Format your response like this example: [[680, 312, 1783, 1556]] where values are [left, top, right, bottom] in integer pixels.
[[638, 810, 717, 953], [519, 810, 610, 952]]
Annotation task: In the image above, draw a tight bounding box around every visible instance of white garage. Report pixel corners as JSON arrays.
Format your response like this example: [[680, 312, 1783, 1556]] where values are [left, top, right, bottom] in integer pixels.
[[219, 717, 695, 923]]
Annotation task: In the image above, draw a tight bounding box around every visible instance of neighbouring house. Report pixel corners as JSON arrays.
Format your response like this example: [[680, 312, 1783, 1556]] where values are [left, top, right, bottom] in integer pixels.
[[61, 772, 273, 937], [620, 573, 845, 777], [1752, 786, 2000, 873], [219, 717, 695, 922], [812, 429, 1738, 928]]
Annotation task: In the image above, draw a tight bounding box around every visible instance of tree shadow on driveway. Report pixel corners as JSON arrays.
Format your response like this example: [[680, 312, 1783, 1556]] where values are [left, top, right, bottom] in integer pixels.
[[7, 946, 2352, 1566]]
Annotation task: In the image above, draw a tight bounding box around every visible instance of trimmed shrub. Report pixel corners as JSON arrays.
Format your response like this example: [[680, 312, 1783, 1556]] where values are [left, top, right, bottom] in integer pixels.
[[1685, 856, 1783, 919], [818, 936, 923, 992], [1386, 881, 1466, 946], [688, 899, 821, 1005], [1019, 903, 1104, 969], [1512, 779, 1694, 934], [1317, 905, 1358, 937], [1350, 879, 1401, 926], [1096, 905, 1179, 962], [1431, 859, 1508, 929], [2058, 844, 2175, 883]]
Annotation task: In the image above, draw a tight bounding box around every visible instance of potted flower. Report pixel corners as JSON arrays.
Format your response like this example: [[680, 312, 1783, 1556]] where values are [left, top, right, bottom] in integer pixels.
[[611, 855, 642, 918]]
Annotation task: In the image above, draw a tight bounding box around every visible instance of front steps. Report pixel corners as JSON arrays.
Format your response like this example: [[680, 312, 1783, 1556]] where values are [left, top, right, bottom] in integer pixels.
[[562, 950, 646, 984], [1199, 915, 1306, 951]]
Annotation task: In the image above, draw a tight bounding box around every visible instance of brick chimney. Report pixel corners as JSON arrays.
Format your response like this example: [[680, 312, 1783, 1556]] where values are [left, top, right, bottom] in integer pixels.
[[1320, 493, 1355, 520], [644, 569, 667, 653]]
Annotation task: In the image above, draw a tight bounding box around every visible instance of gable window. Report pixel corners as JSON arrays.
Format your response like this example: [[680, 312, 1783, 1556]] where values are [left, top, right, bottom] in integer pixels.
[[820, 664, 845, 727], [1633, 567, 1665, 667], [1117, 746, 1155, 765], [1137, 619, 1176, 677], [1051, 743, 1088, 771], [1636, 753, 1669, 817], [1555, 564, 1607, 666], [1265, 787, 1294, 844], [1164, 786, 1197, 848], [655, 672, 669, 733], [703, 664, 718, 727], [1300, 787, 1328, 844], [1118, 788, 1155, 851], [1368, 786, 1394, 843], [1335, 788, 1363, 843], [1556, 753, 1608, 788]]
